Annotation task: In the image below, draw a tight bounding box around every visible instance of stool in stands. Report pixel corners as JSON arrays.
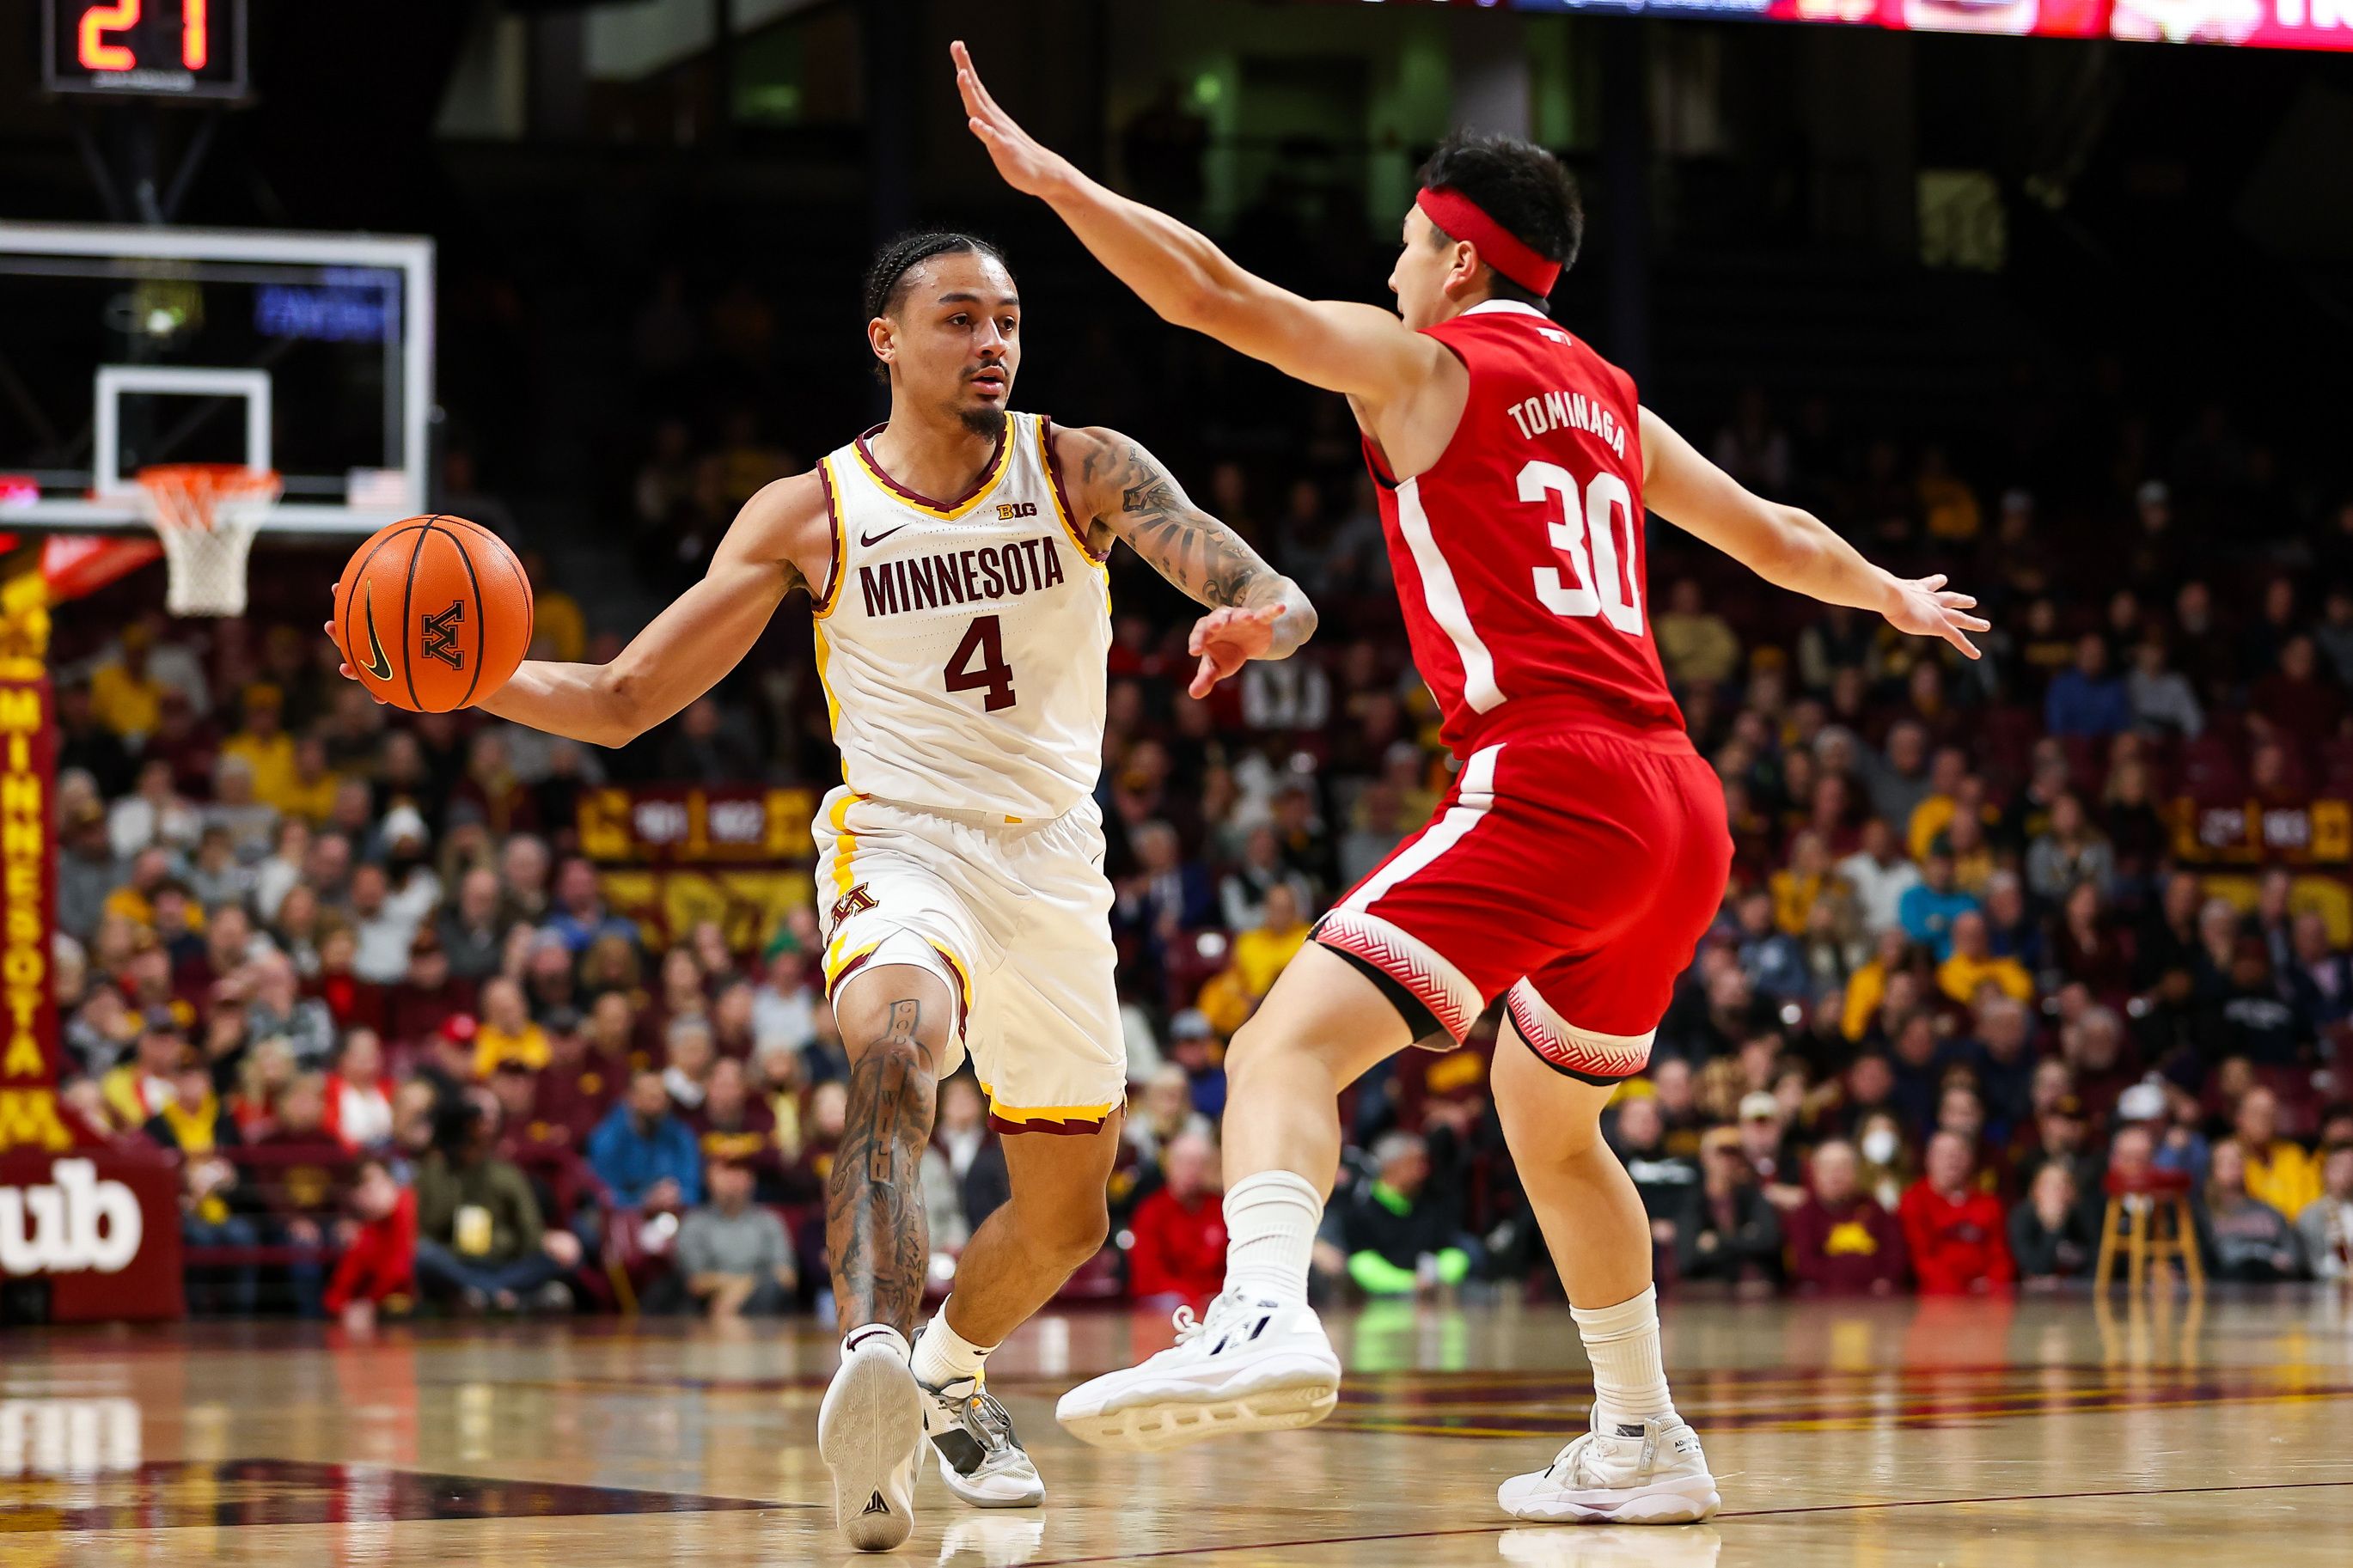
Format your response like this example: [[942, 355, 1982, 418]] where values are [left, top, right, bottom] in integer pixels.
[[2094, 1167, 2203, 1290]]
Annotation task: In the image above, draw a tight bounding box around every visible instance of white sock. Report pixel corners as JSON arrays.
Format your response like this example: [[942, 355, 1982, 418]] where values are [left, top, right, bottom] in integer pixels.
[[910, 1298, 995, 1388], [1573, 1285, 1675, 1432], [1221, 1170, 1324, 1304]]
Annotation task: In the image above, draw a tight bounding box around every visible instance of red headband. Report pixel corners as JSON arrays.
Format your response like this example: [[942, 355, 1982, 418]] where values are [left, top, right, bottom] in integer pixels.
[[1415, 186, 1561, 296]]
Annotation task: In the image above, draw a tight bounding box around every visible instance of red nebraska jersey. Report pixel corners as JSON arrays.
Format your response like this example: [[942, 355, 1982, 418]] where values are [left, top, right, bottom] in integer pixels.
[[1367, 300, 1681, 753]]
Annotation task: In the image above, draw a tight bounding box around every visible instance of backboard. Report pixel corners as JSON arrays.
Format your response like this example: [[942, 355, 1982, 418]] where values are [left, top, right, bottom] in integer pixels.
[[0, 222, 432, 536]]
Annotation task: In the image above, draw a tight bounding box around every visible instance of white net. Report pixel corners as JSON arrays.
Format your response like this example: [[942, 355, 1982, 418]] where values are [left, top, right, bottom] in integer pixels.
[[136, 465, 281, 617]]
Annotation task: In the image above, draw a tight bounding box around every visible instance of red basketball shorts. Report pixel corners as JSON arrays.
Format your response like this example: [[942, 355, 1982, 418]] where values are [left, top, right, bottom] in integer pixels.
[[1315, 722, 1731, 1083]]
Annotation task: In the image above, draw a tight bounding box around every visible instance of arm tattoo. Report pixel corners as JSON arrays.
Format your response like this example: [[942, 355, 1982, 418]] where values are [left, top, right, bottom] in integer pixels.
[[826, 999, 936, 1333], [1095, 438, 1275, 609]]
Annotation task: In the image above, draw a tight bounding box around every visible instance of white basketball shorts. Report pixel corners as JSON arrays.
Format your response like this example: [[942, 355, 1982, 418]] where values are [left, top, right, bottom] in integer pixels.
[[812, 784, 1125, 1134]]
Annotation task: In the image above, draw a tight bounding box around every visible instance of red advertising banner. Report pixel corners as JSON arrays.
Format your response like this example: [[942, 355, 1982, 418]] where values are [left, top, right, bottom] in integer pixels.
[[0, 667, 184, 1321]]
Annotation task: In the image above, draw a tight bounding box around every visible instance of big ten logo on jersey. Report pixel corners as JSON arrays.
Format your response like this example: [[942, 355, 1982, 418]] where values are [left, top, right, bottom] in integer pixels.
[[856, 534, 1068, 620], [996, 501, 1037, 521]]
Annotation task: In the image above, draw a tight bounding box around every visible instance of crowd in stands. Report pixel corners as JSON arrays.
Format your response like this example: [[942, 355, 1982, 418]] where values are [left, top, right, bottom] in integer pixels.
[[31, 357, 2353, 1321]]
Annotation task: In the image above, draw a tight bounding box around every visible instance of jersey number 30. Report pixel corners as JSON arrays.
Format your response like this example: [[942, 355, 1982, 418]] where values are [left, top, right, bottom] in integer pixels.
[[945, 614, 1018, 712], [1519, 461, 1643, 635]]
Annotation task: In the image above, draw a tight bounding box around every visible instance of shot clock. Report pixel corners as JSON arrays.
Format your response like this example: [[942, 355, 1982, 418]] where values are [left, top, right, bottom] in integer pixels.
[[42, 0, 248, 101]]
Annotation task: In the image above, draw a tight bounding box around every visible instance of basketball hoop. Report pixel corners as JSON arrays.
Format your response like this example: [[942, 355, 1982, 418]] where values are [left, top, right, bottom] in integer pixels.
[[135, 463, 281, 617]]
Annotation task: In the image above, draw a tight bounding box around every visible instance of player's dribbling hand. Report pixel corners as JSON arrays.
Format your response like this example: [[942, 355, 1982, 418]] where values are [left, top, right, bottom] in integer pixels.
[[1881, 573, 1989, 660], [952, 41, 1074, 198], [1187, 603, 1285, 699]]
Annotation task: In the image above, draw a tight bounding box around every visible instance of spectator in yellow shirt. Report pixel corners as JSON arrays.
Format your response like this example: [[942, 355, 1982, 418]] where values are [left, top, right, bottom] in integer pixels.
[[1936, 911, 2035, 1006], [1904, 746, 1968, 861], [89, 621, 169, 741], [1916, 446, 1981, 542], [1769, 830, 1844, 937], [272, 735, 344, 827], [221, 684, 300, 810], [522, 550, 589, 662], [2234, 1086, 2323, 1220], [1653, 577, 1742, 689], [474, 976, 551, 1077], [1197, 884, 1313, 1036], [1842, 927, 1913, 1040]]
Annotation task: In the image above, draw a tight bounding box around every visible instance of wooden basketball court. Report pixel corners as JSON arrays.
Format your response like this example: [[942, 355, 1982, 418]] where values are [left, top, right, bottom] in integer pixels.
[[4, 1292, 2349, 1565]]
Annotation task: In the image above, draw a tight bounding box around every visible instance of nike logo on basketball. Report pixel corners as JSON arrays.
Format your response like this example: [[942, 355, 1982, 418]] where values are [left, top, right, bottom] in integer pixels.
[[859, 524, 910, 547], [359, 583, 394, 681], [860, 1490, 890, 1516]]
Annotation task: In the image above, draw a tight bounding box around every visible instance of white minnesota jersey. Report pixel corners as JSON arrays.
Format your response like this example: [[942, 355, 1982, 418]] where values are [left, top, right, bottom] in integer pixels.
[[811, 412, 1111, 821]]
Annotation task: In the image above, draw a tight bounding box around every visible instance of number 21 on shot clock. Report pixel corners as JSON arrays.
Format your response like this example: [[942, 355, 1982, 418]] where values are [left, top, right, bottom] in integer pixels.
[[43, 0, 248, 101]]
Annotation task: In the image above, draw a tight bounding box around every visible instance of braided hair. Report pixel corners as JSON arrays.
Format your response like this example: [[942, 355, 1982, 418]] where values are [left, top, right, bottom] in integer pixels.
[[863, 231, 1011, 322]]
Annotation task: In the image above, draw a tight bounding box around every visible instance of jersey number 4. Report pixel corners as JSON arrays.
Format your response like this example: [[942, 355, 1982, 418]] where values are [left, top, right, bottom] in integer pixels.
[[1519, 460, 1643, 635], [945, 614, 1018, 711]]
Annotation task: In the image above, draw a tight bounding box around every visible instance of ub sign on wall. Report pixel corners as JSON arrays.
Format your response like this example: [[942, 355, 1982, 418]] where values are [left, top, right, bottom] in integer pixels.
[[0, 1158, 144, 1276]]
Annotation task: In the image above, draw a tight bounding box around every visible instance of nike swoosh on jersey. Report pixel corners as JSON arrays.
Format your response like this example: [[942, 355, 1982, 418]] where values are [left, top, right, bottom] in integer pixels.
[[859, 524, 910, 547], [359, 583, 394, 681]]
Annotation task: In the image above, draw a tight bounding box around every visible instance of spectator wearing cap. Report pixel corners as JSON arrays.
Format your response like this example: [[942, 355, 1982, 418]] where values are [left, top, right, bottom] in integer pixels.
[[545, 857, 639, 955], [386, 927, 477, 1052], [588, 1070, 706, 1211], [323, 1028, 395, 1151], [1164, 1010, 1228, 1120], [1936, 912, 2034, 1008], [750, 933, 818, 1054], [1340, 1132, 1476, 1296], [474, 978, 550, 1077], [1897, 845, 1977, 962], [2234, 1086, 2323, 1219], [1900, 1131, 2014, 1294], [1737, 1092, 1806, 1211], [1126, 1131, 1226, 1309], [673, 1156, 797, 1319], [1674, 1126, 1784, 1289], [2295, 1144, 2353, 1281], [1785, 1138, 1906, 1296], [222, 684, 300, 810], [103, 1010, 191, 1128]]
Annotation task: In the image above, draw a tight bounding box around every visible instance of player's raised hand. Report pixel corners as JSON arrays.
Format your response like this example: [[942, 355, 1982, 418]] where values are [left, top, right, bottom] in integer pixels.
[[952, 41, 1076, 198], [1187, 603, 1286, 699], [1881, 573, 1989, 660]]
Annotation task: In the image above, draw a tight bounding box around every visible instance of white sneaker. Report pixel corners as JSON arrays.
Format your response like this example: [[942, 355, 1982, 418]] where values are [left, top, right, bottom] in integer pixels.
[[916, 1350, 1046, 1507], [819, 1324, 927, 1551], [1497, 1406, 1720, 1525], [1054, 1290, 1342, 1453]]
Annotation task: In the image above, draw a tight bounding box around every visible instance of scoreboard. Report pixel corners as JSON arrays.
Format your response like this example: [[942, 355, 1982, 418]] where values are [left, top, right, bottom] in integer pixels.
[[42, 0, 248, 101]]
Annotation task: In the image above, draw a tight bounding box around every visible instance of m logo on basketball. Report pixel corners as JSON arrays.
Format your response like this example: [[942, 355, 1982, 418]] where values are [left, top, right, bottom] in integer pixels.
[[420, 601, 466, 670], [831, 883, 879, 924]]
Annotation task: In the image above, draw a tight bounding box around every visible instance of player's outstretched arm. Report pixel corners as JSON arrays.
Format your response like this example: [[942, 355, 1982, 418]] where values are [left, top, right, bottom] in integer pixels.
[[1060, 425, 1317, 699], [464, 477, 819, 745], [1639, 406, 1989, 661], [953, 42, 1443, 406]]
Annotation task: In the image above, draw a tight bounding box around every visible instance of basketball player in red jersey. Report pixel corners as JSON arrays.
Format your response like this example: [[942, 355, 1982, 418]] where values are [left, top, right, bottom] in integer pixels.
[[956, 45, 1986, 1524]]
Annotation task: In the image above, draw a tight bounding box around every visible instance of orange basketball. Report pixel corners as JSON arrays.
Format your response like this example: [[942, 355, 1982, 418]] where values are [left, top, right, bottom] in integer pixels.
[[332, 515, 533, 713]]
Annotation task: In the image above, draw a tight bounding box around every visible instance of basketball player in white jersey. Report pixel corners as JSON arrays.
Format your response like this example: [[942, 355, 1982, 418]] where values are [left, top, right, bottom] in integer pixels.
[[384, 235, 1315, 1550]]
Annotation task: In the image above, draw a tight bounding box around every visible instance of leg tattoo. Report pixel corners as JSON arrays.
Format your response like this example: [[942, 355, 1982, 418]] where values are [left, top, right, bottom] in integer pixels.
[[827, 999, 937, 1332]]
